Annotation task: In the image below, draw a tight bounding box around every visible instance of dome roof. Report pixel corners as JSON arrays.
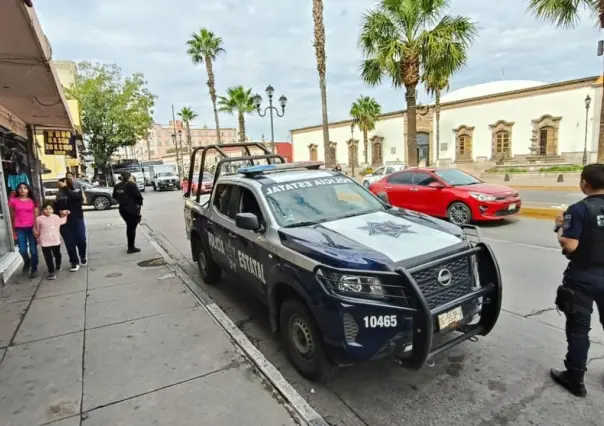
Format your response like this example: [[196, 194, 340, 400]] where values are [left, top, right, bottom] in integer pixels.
[[440, 80, 548, 103]]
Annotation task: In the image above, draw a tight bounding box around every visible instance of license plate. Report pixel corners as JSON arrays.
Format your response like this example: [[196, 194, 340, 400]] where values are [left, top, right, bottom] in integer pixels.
[[508, 203, 516, 210], [437, 306, 463, 330]]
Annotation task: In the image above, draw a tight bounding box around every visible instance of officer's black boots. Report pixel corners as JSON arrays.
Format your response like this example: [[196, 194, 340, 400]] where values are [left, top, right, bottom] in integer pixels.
[[550, 366, 587, 397], [127, 246, 141, 254]]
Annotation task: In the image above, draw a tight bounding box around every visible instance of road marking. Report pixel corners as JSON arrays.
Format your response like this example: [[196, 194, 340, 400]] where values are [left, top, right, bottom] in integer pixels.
[[483, 237, 560, 252]]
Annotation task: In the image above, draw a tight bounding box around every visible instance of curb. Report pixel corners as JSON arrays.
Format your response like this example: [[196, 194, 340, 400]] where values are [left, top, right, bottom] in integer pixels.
[[138, 225, 328, 426], [518, 207, 562, 220], [509, 185, 579, 192]]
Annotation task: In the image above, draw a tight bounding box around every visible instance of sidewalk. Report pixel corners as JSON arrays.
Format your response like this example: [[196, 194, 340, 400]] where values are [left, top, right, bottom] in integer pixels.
[[0, 218, 297, 426]]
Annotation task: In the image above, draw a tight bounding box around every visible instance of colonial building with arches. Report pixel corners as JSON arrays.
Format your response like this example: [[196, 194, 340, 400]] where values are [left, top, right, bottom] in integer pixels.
[[290, 75, 603, 171]]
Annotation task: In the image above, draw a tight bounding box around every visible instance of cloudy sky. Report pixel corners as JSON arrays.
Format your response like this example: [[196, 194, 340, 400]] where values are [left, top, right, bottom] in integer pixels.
[[36, 0, 600, 141]]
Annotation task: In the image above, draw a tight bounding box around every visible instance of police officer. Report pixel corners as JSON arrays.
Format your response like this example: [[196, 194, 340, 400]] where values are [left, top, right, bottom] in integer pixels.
[[112, 171, 143, 254], [551, 163, 604, 397]]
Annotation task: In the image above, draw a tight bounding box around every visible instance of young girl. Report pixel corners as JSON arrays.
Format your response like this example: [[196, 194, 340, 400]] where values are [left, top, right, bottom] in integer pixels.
[[34, 202, 69, 280], [9, 183, 39, 278]]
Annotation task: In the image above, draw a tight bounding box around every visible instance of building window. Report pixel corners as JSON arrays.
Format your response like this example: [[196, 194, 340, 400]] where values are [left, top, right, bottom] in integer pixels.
[[489, 120, 514, 162], [371, 136, 384, 166], [347, 140, 359, 167], [531, 114, 561, 157], [453, 125, 474, 162]]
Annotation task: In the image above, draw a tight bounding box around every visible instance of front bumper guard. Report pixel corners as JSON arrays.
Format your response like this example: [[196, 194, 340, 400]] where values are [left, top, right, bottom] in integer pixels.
[[315, 239, 502, 370]]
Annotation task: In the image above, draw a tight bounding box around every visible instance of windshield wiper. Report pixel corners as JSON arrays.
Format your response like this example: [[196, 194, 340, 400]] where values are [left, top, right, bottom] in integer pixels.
[[284, 221, 319, 228]]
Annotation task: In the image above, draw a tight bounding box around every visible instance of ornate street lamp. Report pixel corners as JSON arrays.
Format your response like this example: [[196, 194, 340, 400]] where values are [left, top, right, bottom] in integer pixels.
[[253, 85, 287, 153], [583, 94, 592, 166]]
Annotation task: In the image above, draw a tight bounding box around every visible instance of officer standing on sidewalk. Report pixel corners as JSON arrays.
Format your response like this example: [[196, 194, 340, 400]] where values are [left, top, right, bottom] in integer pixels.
[[551, 163, 604, 397]]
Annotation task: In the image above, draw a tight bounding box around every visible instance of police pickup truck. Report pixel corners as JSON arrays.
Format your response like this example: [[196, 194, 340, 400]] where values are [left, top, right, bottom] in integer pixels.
[[184, 143, 502, 380]]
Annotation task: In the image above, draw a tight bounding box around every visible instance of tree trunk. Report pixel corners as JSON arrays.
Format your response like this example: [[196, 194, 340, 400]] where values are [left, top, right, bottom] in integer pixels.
[[435, 90, 441, 163], [186, 121, 192, 152], [238, 112, 246, 142], [363, 130, 368, 164], [205, 55, 222, 144], [405, 86, 418, 167], [312, 0, 330, 167], [146, 134, 151, 160]]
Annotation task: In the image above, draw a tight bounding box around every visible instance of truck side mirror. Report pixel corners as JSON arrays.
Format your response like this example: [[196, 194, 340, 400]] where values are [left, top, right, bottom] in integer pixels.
[[235, 212, 260, 231]]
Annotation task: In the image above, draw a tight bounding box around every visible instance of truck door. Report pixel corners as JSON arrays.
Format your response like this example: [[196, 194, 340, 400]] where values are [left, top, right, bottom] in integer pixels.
[[228, 184, 272, 295], [205, 183, 235, 271]]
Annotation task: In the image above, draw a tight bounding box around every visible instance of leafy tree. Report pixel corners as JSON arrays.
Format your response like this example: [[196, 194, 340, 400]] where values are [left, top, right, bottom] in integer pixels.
[[217, 86, 255, 144], [312, 0, 332, 166], [350, 96, 382, 164], [178, 107, 198, 151], [359, 0, 476, 166], [66, 62, 155, 168], [422, 70, 449, 163], [187, 29, 225, 143], [528, 0, 604, 162]]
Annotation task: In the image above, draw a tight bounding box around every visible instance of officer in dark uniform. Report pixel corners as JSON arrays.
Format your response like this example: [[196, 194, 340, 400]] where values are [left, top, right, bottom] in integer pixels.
[[551, 163, 604, 397], [112, 171, 144, 254]]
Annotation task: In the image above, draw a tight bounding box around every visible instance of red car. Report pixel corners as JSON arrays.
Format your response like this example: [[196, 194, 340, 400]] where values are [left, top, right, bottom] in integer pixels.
[[369, 168, 521, 225], [181, 172, 214, 194]]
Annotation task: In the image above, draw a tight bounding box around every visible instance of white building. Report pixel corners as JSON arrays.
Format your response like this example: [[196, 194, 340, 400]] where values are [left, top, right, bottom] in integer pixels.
[[291, 75, 603, 172]]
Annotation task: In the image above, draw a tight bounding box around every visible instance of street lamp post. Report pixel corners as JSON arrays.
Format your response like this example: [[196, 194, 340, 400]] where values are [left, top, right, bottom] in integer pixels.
[[253, 85, 287, 153], [583, 94, 592, 166], [178, 130, 185, 176], [171, 133, 181, 180], [350, 123, 355, 178]]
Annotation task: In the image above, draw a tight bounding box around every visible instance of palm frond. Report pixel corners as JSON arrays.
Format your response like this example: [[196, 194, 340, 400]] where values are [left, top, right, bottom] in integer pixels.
[[217, 86, 255, 115], [527, 0, 594, 28], [350, 95, 382, 133]]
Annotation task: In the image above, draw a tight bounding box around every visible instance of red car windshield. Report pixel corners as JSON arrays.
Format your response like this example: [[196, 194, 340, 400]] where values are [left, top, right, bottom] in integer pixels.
[[434, 169, 481, 186]]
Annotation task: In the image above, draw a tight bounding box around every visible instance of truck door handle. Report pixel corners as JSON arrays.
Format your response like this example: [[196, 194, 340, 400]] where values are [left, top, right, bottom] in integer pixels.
[[409, 188, 418, 191]]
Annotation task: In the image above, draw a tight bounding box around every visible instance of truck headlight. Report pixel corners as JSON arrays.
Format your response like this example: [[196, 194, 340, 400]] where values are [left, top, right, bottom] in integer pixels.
[[469, 192, 496, 202], [316, 269, 385, 298]]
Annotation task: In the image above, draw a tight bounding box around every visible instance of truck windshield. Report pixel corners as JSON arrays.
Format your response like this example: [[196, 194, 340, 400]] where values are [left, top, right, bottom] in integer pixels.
[[262, 177, 385, 227]]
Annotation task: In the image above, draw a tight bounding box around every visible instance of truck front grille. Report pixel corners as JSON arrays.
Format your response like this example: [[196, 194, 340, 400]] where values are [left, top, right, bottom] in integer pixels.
[[343, 313, 358, 343], [410, 257, 473, 310]]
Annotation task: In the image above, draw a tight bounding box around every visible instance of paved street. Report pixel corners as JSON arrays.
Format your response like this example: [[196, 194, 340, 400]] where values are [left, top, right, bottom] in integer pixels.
[[139, 189, 604, 426], [0, 212, 299, 426], [519, 189, 582, 208]]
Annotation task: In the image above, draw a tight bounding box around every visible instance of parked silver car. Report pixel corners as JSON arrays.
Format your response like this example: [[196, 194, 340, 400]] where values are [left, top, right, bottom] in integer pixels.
[[361, 164, 407, 188]]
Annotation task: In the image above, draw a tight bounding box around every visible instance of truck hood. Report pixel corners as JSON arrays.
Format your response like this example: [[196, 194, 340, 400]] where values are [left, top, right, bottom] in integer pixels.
[[278, 209, 466, 271], [453, 182, 517, 196]]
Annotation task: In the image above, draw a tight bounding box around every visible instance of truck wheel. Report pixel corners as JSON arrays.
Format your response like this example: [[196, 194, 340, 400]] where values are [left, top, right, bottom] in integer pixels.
[[279, 298, 333, 381], [152, 183, 157, 191], [194, 237, 221, 285]]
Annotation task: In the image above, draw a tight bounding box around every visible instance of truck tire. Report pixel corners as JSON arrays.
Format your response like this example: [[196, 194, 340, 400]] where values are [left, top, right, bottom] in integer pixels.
[[152, 183, 157, 191], [279, 298, 334, 381], [194, 237, 221, 285]]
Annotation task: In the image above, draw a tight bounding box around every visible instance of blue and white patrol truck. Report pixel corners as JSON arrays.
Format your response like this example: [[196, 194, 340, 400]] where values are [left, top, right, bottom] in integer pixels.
[[183, 143, 503, 380]]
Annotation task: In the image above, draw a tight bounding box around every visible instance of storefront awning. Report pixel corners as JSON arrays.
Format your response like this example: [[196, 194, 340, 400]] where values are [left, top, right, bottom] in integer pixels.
[[0, 0, 74, 130]]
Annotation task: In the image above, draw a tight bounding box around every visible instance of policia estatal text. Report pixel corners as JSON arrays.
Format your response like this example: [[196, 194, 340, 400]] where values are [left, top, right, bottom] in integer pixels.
[[551, 163, 604, 397]]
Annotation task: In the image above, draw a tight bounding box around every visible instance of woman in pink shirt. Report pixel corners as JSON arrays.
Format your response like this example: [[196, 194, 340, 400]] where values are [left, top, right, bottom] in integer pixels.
[[34, 201, 69, 280], [9, 183, 39, 278]]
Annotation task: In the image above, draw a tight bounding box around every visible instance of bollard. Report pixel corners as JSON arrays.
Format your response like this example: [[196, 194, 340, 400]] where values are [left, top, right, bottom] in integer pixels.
[[557, 174, 564, 183], [504, 173, 510, 182]]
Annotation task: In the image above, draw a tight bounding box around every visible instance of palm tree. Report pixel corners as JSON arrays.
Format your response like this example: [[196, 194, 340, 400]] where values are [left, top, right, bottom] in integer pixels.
[[350, 96, 382, 164], [528, 0, 603, 162], [312, 0, 331, 166], [186, 29, 224, 143], [422, 70, 449, 163], [359, 0, 476, 167], [217, 86, 256, 144], [177, 107, 198, 151]]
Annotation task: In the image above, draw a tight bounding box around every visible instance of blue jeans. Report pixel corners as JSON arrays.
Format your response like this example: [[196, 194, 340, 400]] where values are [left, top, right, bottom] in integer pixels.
[[60, 217, 87, 266], [16, 227, 38, 272]]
